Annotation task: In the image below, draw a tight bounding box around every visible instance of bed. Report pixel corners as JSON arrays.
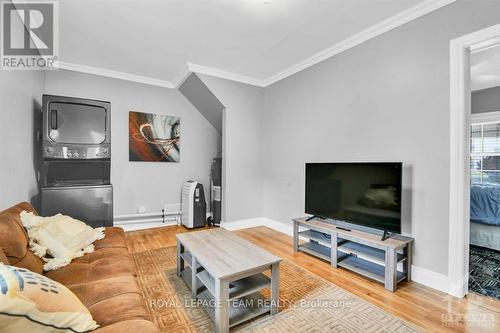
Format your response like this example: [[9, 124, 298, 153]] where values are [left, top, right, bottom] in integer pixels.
[[470, 184, 500, 251]]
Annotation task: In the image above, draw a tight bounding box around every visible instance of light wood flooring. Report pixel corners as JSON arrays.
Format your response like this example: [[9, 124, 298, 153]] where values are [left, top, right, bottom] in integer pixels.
[[126, 225, 500, 332]]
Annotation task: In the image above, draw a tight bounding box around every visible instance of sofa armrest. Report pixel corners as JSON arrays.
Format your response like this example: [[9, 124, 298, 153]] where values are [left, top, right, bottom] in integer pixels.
[[92, 320, 159, 333]]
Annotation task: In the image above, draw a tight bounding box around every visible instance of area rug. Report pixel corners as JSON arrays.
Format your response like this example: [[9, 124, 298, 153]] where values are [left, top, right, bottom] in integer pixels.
[[132, 246, 421, 332], [469, 245, 500, 300]]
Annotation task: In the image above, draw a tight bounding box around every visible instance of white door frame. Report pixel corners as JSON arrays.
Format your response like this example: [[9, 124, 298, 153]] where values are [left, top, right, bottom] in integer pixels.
[[449, 23, 500, 298]]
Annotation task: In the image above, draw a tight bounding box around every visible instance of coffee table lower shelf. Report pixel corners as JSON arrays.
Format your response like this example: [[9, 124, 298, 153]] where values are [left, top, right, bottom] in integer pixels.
[[180, 266, 205, 292], [197, 289, 271, 328]]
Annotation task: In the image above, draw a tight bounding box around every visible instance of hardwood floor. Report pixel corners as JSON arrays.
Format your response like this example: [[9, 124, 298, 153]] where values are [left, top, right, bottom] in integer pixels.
[[126, 225, 500, 332]]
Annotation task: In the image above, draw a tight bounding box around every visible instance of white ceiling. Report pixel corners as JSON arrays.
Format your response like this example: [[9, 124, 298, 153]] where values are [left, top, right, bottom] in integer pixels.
[[58, 0, 452, 87], [471, 43, 500, 91]]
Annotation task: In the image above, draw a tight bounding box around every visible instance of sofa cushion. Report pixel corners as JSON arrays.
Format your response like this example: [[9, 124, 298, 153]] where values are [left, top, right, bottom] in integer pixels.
[[88, 292, 151, 327], [0, 203, 43, 274], [92, 320, 159, 333], [67, 275, 143, 308], [0, 247, 9, 265], [45, 257, 136, 286], [94, 227, 128, 249], [72, 247, 131, 264], [11, 251, 45, 275]]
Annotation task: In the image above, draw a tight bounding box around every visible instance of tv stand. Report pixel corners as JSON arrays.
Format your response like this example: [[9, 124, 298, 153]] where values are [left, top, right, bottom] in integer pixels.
[[293, 217, 413, 292]]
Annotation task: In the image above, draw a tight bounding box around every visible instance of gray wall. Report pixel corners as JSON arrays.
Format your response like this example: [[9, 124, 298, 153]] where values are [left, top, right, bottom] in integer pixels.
[[198, 74, 264, 222], [472, 86, 500, 114], [0, 71, 45, 209], [44, 70, 220, 215], [262, 0, 500, 275]]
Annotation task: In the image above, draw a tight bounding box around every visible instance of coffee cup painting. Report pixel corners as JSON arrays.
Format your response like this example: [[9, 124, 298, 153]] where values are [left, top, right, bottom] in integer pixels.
[[129, 111, 180, 162]]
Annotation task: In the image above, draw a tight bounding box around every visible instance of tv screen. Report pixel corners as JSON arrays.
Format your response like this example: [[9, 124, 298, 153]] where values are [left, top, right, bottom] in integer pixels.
[[305, 163, 402, 234]]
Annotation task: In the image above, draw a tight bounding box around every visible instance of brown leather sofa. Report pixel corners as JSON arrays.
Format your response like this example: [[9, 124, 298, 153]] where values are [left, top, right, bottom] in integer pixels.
[[0, 202, 159, 333]]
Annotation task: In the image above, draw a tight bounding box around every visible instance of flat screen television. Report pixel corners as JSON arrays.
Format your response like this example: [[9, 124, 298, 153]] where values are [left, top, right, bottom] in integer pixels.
[[305, 162, 402, 234]]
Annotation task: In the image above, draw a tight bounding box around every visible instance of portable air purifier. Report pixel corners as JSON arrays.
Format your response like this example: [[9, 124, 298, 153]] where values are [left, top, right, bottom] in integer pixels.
[[181, 181, 207, 228]]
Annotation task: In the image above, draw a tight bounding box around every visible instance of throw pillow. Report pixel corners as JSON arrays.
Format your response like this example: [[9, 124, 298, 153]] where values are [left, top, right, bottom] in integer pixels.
[[20, 211, 105, 271], [0, 264, 98, 332]]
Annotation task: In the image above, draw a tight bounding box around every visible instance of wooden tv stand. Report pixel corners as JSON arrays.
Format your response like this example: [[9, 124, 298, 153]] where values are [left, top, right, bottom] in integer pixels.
[[293, 217, 413, 292]]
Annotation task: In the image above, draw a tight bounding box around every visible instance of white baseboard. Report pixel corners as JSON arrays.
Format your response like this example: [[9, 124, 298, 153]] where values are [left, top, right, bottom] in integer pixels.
[[220, 217, 266, 230], [261, 217, 293, 236], [222, 217, 451, 294], [411, 265, 450, 294], [221, 217, 293, 236]]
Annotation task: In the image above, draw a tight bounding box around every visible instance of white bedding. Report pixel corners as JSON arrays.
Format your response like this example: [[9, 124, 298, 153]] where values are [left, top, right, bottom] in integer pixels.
[[470, 221, 500, 251]]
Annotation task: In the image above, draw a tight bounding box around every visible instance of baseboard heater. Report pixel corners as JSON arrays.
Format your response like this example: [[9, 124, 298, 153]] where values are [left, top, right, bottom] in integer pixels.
[[114, 210, 181, 231]]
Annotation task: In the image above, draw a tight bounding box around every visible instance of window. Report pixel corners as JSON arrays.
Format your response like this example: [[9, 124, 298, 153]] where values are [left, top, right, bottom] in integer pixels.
[[471, 121, 500, 184]]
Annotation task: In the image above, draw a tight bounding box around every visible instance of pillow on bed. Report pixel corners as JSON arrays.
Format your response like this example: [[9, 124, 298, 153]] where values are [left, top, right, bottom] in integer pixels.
[[0, 264, 98, 333], [359, 186, 399, 211], [19, 211, 105, 271], [364, 186, 397, 205]]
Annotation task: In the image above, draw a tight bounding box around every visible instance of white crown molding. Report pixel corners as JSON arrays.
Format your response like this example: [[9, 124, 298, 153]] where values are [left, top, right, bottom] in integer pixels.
[[54, 0, 455, 89], [262, 0, 456, 86], [55, 61, 176, 89], [187, 63, 266, 87]]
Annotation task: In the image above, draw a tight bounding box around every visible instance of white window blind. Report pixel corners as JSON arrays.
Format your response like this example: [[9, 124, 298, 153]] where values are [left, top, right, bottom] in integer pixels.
[[470, 121, 500, 184]]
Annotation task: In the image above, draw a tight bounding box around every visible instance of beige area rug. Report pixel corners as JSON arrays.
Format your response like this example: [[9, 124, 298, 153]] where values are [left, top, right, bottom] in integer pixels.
[[132, 246, 421, 332]]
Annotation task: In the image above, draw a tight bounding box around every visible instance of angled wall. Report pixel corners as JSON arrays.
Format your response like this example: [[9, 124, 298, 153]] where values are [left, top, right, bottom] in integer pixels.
[[179, 73, 224, 134], [197, 74, 265, 222]]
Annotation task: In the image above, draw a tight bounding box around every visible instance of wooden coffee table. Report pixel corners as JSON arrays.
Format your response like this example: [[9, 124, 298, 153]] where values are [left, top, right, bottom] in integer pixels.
[[176, 228, 282, 333]]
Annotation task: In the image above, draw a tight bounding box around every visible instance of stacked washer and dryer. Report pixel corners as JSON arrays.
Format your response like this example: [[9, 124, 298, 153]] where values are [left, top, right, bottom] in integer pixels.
[[40, 95, 113, 228]]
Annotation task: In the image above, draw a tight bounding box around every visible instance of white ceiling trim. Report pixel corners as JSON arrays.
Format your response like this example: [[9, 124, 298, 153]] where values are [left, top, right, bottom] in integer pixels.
[[55, 61, 176, 89], [262, 0, 456, 86], [187, 63, 265, 87], [55, 0, 456, 89]]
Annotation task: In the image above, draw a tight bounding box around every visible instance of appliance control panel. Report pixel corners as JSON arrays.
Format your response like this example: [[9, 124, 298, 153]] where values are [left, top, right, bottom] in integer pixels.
[[43, 143, 111, 159]]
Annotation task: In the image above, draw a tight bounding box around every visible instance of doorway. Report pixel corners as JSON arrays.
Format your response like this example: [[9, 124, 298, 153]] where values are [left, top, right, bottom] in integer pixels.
[[449, 24, 500, 298], [468, 71, 500, 299]]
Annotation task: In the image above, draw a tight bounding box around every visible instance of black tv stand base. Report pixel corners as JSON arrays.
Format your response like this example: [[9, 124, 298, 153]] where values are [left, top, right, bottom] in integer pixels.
[[306, 215, 323, 221], [381, 230, 392, 241]]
